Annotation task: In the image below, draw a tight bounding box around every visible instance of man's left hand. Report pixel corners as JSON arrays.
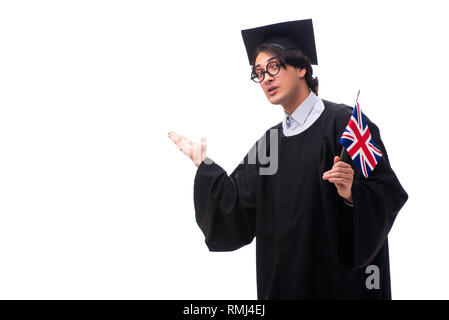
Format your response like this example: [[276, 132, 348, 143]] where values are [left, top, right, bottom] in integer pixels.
[[322, 156, 354, 203]]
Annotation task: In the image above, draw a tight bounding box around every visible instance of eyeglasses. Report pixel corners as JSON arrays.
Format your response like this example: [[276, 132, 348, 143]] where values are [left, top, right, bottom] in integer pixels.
[[250, 60, 283, 83]]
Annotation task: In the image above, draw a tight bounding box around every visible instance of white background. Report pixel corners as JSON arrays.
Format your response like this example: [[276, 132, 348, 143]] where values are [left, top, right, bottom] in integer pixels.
[[0, 0, 447, 299]]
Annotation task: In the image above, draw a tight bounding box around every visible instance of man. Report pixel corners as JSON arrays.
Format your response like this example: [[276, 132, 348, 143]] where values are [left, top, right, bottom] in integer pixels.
[[168, 19, 408, 299]]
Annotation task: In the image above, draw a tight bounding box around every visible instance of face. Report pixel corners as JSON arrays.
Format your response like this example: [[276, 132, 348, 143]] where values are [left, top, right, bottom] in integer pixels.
[[254, 51, 306, 109]]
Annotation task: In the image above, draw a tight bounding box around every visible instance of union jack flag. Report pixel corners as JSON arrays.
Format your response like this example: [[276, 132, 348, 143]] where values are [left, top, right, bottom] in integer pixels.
[[339, 102, 383, 178]]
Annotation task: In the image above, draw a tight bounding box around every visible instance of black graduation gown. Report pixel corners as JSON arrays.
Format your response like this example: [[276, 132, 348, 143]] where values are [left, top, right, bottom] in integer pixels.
[[193, 99, 408, 300]]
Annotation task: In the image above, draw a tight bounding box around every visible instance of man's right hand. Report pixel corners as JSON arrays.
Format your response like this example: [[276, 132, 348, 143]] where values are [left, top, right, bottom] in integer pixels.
[[168, 131, 207, 168]]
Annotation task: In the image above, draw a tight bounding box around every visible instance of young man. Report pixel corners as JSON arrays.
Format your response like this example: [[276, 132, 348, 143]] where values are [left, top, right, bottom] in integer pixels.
[[168, 19, 408, 299]]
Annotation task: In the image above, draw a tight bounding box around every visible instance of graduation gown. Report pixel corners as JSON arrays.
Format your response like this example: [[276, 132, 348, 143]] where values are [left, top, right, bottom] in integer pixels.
[[193, 99, 408, 299]]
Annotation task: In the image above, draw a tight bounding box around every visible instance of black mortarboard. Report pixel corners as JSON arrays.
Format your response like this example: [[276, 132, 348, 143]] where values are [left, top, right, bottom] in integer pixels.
[[241, 19, 318, 66]]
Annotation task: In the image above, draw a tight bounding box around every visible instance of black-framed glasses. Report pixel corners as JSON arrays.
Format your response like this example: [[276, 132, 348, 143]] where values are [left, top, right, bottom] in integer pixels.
[[250, 60, 283, 83]]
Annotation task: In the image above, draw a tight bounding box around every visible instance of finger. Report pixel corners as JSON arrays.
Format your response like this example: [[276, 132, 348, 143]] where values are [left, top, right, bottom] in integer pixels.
[[179, 144, 190, 157], [171, 131, 186, 144], [176, 137, 186, 149], [325, 156, 350, 175], [324, 174, 353, 182], [193, 141, 204, 164], [332, 161, 352, 169], [169, 132, 183, 145], [178, 136, 192, 151], [169, 131, 178, 139], [333, 156, 340, 165], [328, 177, 352, 184], [168, 131, 177, 143], [323, 168, 353, 179], [327, 167, 354, 176], [328, 166, 354, 173], [325, 167, 354, 178], [327, 173, 353, 181], [201, 137, 207, 156], [178, 139, 191, 156]]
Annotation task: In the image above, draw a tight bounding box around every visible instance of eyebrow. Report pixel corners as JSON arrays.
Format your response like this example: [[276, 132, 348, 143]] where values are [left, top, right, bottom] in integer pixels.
[[255, 57, 279, 68]]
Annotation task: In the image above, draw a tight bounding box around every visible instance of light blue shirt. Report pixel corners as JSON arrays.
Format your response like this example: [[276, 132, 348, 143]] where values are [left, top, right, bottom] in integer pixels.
[[282, 91, 325, 137]]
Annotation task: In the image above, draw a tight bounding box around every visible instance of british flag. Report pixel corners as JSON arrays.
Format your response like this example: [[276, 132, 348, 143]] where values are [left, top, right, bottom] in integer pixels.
[[339, 102, 383, 178]]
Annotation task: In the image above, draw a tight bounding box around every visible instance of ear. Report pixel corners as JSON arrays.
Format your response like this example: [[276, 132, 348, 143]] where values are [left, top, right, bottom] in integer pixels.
[[298, 68, 306, 79]]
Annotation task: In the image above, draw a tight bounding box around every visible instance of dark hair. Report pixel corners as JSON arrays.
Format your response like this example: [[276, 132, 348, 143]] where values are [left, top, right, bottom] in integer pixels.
[[251, 43, 319, 95]]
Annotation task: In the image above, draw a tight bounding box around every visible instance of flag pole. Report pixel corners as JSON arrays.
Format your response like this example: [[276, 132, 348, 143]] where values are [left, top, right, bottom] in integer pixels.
[[339, 145, 345, 159], [339, 89, 360, 160]]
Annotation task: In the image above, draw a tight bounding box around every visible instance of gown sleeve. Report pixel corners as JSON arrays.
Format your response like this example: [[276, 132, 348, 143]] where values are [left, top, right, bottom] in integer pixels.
[[193, 155, 258, 252], [336, 118, 408, 271]]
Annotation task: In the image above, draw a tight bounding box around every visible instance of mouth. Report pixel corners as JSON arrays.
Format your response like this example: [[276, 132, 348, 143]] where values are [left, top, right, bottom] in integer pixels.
[[267, 86, 279, 96]]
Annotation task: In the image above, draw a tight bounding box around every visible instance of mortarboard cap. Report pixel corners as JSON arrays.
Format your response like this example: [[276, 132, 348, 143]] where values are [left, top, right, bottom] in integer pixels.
[[241, 19, 318, 66]]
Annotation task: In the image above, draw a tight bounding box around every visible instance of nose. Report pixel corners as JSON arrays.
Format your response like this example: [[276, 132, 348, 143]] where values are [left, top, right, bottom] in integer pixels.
[[263, 72, 275, 85]]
